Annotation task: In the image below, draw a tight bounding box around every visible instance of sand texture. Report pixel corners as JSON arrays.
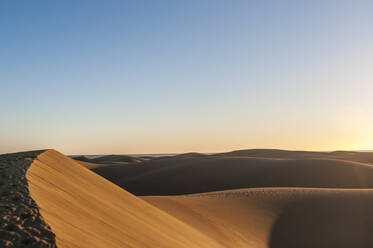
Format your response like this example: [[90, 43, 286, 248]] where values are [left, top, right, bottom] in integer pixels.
[[0, 151, 57, 247], [144, 188, 373, 248]]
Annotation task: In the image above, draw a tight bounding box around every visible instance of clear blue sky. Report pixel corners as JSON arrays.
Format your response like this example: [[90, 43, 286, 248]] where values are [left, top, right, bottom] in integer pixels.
[[1, 0, 373, 154]]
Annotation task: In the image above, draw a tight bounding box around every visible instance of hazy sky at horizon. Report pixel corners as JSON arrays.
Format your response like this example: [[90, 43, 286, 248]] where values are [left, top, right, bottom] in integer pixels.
[[1, 0, 373, 154]]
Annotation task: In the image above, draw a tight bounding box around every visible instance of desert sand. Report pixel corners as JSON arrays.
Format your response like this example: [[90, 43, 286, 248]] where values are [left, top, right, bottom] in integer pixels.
[[144, 188, 373, 248], [0, 151, 57, 247], [2, 150, 224, 248], [74, 155, 144, 169], [75, 155, 143, 165], [2, 148, 373, 247], [93, 151, 373, 195], [217, 149, 373, 164]]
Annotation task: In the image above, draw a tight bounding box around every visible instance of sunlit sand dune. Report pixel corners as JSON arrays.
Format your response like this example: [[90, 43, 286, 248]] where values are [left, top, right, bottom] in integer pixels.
[[1, 150, 224, 248], [144, 188, 373, 248]]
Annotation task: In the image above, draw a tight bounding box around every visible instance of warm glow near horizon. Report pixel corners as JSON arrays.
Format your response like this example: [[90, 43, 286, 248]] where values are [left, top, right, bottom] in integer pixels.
[[1, 1, 373, 155]]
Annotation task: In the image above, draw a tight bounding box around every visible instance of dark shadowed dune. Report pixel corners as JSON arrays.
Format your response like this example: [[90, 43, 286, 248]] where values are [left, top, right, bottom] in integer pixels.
[[93, 154, 373, 195], [172, 152, 208, 158], [75, 154, 143, 164], [73, 156, 108, 169], [91, 154, 143, 164], [72, 155, 92, 162], [217, 149, 327, 158], [141, 152, 207, 161], [217, 149, 373, 164]]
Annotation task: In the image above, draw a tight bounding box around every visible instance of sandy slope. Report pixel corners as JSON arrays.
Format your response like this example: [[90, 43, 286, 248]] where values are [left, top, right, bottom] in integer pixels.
[[93, 155, 373, 195], [3, 150, 223, 248], [144, 188, 373, 248]]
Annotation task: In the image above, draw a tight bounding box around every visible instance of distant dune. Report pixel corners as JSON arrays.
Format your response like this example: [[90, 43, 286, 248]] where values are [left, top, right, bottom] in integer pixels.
[[144, 188, 373, 248], [74, 154, 143, 164], [1, 150, 224, 248], [171, 152, 207, 158], [74, 154, 144, 169], [72, 155, 107, 169], [93, 155, 373, 195], [135, 152, 207, 161], [217, 149, 327, 158], [217, 149, 373, 164], [72, 155, 92, 162]]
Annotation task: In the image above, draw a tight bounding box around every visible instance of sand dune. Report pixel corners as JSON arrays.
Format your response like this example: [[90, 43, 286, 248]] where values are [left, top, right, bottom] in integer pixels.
[[217, 149, 373, 164], [144, 188, 373, 248], [73, 160, 106, 169], [179, 152, 206, 156], [217, 149, 327, 158], [74, 154, 144, 169], [4, 148, 373, 248], [75, 154, 143, 164], [72, 156, 107, 169], [170, 152, 207, 159], [72, 155, 92, 163], [2, 150, 224, 248], [93, 155, 373, 195]]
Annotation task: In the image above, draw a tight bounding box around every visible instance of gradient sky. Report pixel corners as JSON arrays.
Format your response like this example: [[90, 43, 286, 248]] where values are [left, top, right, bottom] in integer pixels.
[[1, 0, 373, 154]]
